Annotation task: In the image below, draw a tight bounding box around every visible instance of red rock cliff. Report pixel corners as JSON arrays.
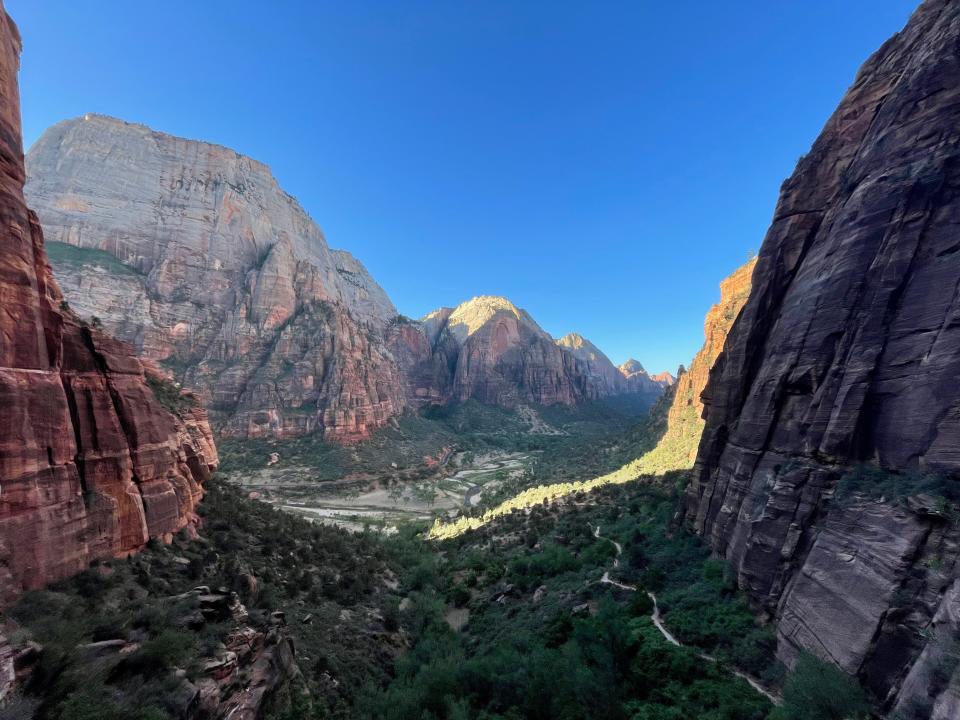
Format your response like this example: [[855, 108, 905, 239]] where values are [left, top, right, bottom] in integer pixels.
[[685, 1, 960, 714], [0, 6, 218, 606]]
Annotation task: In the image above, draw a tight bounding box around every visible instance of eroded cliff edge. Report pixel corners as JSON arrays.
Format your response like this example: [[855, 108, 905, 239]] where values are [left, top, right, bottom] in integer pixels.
[[0, 9, 218, 607], [683, 1, 960, 715]]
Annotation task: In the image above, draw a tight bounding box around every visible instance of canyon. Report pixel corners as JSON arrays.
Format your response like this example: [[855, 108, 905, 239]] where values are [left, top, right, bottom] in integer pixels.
[[2, 0, 959, 718], [25, 123, 666, 444], [684, 0, 960, 716]]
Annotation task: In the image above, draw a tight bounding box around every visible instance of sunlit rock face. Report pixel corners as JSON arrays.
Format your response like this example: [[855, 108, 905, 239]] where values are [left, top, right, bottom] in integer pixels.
[[685, 0, 960, 711], [0, 7, 217, 607], [631, 259, 755, 475], [392, 296, 665, 409], [26, 114, 404, 442], [26, 117, 670, 438]]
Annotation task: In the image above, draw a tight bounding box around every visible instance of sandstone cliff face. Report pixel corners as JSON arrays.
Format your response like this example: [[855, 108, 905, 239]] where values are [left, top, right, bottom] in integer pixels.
[[27, 118, 665, 437], [617, 357, 674, 391], [388, 296, 665, 410], [26, 114, 402, 441], [684, 1, 960, 711], [631, 260, 754, 475], [0, 8, 217, 606]]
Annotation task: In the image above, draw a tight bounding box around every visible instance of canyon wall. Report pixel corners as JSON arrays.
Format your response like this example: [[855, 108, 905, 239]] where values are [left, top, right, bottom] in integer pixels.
[[392, 296, 664, 411], [0, 9, 217, 606], [684, 1, 960, 714], [27, 126, 664, 441], [26, 114, 403, 442], [632, 259, 754, 475]]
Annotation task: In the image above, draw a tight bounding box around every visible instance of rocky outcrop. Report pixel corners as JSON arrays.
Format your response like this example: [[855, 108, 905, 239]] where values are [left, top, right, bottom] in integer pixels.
[[0, 6, 217, 606], [651, 371, 675, 386], [684, 0, 960, 711], [26, 114, 402, 442], [631, 260, 754, 475]]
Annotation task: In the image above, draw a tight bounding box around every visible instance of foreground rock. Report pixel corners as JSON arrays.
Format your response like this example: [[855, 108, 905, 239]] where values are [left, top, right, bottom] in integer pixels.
[[684, 0, 960, 712], [0, 6, 217, 606]]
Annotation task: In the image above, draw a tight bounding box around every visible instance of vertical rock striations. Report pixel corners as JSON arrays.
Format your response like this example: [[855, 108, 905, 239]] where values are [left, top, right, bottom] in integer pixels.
[[26, 114, 402, 442], [632, 259, 754, 474], [390, 296, 667, 410], [0, 6, 217, 606], [27, 121, 666, 440], [684, 1, 960, 711]]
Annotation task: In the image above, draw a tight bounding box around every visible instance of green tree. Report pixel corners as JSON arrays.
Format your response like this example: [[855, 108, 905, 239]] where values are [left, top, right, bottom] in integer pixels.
[[774, 652, 869, 720]]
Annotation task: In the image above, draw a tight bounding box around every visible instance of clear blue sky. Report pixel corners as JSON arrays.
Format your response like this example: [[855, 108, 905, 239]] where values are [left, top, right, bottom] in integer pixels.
[[8, 1, 918, 374]]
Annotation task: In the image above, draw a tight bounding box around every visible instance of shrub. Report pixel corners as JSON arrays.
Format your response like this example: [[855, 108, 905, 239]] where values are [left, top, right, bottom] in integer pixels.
[[773, 652, 869, 720]]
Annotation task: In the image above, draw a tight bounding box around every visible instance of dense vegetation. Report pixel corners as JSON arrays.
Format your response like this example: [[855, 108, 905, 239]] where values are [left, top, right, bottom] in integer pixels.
[[218, 399, 653, 482], [427, 392, 676, 539], [1, 391, 882, 720], [145, 373, 198, 416], [3, 480, 401, 719], [362, 479, 783, 719], [835, 464, 960, 515]]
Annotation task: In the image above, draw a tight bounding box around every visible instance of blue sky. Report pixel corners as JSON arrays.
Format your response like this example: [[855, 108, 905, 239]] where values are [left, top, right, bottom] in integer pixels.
[[8, 1, 918, 374]]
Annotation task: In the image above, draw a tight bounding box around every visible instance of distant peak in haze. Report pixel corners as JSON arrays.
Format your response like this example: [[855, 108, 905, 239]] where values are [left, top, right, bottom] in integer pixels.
[[556, 332, 606, 360], [618, 358, 646, 375]]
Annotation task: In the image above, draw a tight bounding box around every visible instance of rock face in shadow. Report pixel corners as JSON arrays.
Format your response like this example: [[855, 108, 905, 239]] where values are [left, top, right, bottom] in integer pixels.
[[683, 0, 960, 710], [26, 113, 403, 442], [0, 7, 217, 606]]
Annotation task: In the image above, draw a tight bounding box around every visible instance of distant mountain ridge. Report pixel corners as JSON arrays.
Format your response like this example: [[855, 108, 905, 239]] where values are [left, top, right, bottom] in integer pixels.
[[25, 124, 666, 439]]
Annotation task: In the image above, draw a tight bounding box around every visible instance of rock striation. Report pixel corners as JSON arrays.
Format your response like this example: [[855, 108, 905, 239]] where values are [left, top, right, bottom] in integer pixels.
[[26, 114, 402, 442], [684, 1, 960, 711], [390, 296, 666, 411], [631, 260, 754, 475], [27, 124, 665, 440], [0, 6, 217, 607]]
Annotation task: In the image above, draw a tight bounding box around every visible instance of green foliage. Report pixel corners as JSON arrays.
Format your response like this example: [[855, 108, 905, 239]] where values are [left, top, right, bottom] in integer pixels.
[[834, 465, 959, 513], [364, 481, 779, 720], [8, 479, 402, 718], [145, 374, 195, 417], [772, 652, 869, 720], [46, 241, 143, 277]]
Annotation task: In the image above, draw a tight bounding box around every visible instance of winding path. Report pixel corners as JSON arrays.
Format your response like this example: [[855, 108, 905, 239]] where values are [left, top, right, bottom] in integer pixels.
[[591, 525, 782, 706]]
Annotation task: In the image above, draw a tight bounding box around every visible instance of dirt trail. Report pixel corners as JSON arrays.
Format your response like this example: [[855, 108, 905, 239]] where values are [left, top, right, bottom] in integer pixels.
[[591, 525, 781, 706]]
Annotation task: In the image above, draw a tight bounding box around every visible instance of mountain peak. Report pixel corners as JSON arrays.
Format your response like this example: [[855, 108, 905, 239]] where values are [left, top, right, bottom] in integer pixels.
[[618, 358, 646, 376], [444, 295, 545, 342], [556, 332, 605, 360]]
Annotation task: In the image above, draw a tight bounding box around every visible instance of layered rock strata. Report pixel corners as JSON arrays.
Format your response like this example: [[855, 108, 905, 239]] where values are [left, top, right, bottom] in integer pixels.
[[684, 0, 960, 711], [391, 296, 665, 410], [26, 114, 401, 442], [27, 122, 664, 439], [631, 260, 754, 474], [0, 6, 217, 607]]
